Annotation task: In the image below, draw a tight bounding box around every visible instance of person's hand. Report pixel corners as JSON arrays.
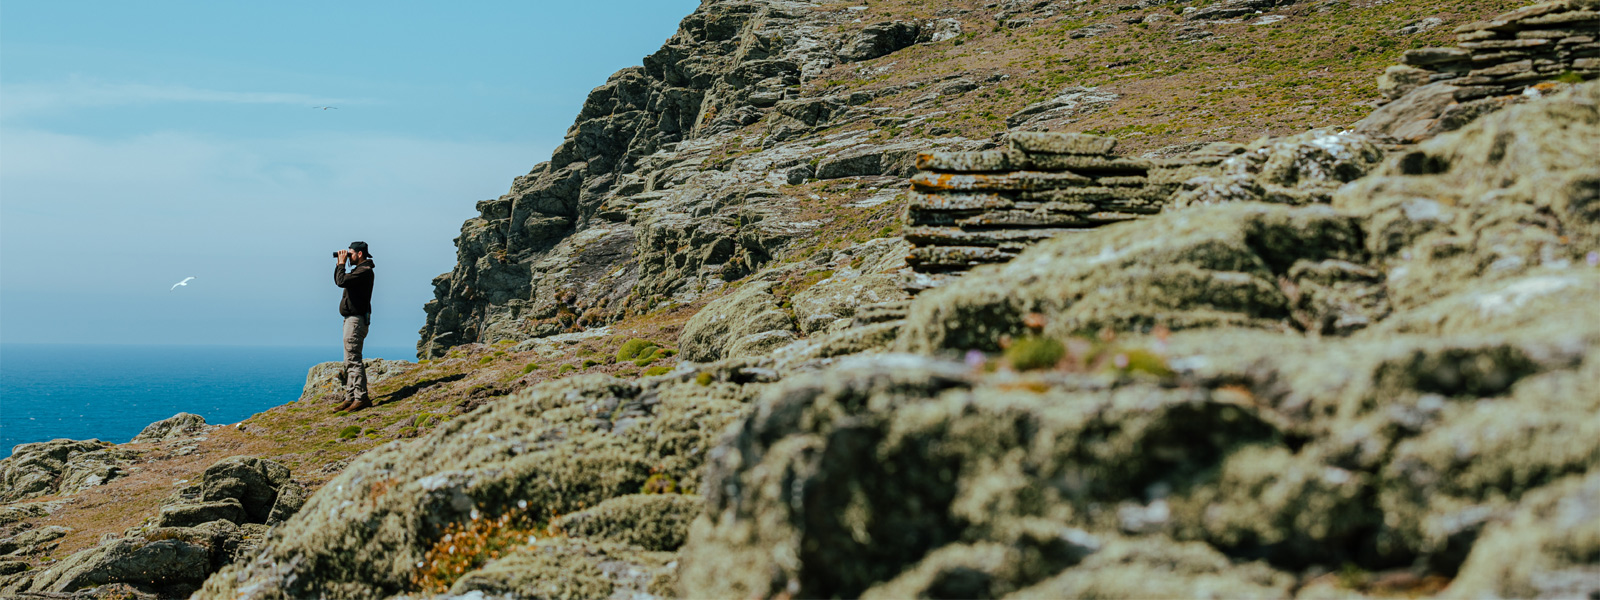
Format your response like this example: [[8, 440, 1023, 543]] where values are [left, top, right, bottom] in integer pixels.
[[337, 250, 348, 265]]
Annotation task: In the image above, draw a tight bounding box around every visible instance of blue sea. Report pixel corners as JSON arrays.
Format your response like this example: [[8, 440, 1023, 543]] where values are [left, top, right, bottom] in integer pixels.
[[0, 344, 414, 456]]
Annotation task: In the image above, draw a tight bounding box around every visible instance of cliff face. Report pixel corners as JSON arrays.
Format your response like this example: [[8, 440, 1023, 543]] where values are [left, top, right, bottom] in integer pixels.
[[419, 0, 889, 357], [418, 0, 1527, 358]]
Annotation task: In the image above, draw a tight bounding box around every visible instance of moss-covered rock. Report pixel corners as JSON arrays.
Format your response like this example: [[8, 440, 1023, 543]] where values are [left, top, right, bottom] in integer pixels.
[[200, 372, 762, 599], [447, 537, 676, 598], [1006, 536, 1294, 599], [1333, 81, 1600, 310], [1172, 130, 1385, 208], [678, 281, 796, 362], [552, 493, 699, 551], [897, 203, 1368, 353], [677, 354, 1284, 598], [789, 238, 911, 334], [0, 440, 132, 503], [1445, 471, 1600, 599]]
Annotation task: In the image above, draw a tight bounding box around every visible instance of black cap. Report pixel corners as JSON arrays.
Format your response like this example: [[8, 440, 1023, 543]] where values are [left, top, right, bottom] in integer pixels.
[[349, 241, 372, 256]]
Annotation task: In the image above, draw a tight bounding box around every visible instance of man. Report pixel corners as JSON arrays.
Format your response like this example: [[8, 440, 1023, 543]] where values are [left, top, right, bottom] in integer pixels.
[[334, 241, 376, 412]]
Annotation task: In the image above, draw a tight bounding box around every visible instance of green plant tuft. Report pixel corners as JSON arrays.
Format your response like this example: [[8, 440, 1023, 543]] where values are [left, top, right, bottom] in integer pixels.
[[1005, 336, 1066, 371], [557, 364, 575, 375], [643, 366, 671, 377], [337, 425, 361, 439], [695, 372, 714, 386], [615, 338, 660, 361], [1554, 71, 1586, 84]]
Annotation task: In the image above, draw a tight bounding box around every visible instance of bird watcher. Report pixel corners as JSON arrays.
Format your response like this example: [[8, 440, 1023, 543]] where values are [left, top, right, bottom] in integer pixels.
[[333, 242, 376, 412]]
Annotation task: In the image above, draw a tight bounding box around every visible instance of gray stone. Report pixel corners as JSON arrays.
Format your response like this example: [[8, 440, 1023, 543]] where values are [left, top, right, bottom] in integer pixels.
[[299, 358, 413, 404], [1008, 132, 1118, 156], [266, 479, 306, 524], [130, 413, 208, 443], [816, 143, 921, 179], [26, 534, 211, 594], [678, 281, 796, 363], [156, 498, 246, 528], [840, 21, 922, 62], [0, 439, 130, 503], [0, 526, 69, 556], [1006, 87, 1119, 129], [1402, 47, 1471, 67], [199, 456, 292, 523]]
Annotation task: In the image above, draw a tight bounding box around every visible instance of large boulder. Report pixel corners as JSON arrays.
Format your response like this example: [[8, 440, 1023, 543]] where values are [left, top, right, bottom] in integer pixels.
[[1, 439, 131, 502], [678, 281, 797, 362], [839, 21, 921, 62], [1353, 82, 1523, 143], [22, 528, 215, 596], [299, 358, 413, 403], [130, 413, 209, 443], [1171, 129, 1385, 208], [199, 457, 292, 524], [155, 498, 247, 528], [789, 237, 910, 334], [1335, 80, 1600, 310]]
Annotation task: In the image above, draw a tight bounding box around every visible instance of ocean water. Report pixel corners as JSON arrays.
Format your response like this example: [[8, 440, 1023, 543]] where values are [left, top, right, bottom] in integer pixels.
[[0, 344, 414, 455]]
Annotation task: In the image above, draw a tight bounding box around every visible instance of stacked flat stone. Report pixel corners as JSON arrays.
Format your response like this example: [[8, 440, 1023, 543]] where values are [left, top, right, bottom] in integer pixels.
[[904, 132, 1171, 275], [1383, 0, 1599, 102]]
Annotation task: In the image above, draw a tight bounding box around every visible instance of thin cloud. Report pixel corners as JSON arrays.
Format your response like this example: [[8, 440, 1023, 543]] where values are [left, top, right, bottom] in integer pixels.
[[0, 78, 353, 120]]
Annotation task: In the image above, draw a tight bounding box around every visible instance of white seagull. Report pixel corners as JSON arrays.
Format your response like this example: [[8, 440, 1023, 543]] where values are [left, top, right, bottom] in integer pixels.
[[312, 106, 338, 110], [171, 277, 196, 291]]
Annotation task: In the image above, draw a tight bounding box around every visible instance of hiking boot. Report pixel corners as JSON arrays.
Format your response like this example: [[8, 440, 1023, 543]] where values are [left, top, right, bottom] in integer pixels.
[[334, 399, 357, 413], [345, 399, 372, 412]]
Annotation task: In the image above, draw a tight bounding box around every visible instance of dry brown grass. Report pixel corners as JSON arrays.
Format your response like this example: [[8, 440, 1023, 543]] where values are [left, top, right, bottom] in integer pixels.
[[779, 0, 1528, 153]]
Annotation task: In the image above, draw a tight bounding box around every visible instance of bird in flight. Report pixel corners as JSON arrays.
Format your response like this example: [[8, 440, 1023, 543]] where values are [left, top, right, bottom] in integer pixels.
[[312, 106, 338, 110], [171, 277, 196, 291]]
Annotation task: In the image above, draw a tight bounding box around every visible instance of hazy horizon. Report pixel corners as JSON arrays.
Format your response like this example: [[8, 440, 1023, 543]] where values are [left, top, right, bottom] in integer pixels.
[[0, 1, 699, 352]]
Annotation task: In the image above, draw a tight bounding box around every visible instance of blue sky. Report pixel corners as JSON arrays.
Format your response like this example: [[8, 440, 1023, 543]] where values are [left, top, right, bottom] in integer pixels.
[[0, 1, 699, 355]]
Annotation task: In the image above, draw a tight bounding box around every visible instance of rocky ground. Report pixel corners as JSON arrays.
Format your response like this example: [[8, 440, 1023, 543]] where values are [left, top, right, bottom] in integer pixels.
[[2, 0, 1597, 598]]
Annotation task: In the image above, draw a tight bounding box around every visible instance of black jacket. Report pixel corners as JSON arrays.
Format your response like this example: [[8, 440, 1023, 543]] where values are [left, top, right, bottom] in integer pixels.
[[335, 259, 375, 317]]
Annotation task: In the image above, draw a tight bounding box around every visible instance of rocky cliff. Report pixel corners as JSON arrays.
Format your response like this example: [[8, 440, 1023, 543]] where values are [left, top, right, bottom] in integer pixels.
[[5, 0, 1597, 598], [418, 0, 1541, 358], [204, 78, 1600, 599]]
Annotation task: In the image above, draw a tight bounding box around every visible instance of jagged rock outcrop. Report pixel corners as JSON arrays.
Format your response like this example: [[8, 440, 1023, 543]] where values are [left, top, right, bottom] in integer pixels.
[[129, 413, 209, 444], [1356, 0, 1598, 142], [1170, 130, 1387, 208], [0, 440, 132, 503], [417, 0, 976, 358], [1, 456, 301, 598]]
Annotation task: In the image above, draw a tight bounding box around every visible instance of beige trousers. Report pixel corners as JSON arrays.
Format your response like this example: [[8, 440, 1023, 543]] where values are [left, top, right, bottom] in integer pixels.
[[343, 314, 370, 404]]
